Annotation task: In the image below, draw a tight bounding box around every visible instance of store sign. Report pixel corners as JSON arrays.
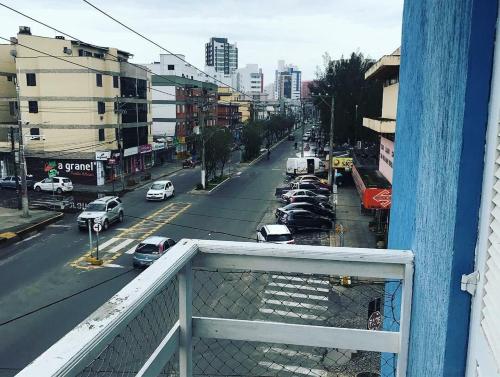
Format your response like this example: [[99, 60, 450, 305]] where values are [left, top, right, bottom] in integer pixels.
[[28, 158, 97, 185], [139, 144, 152, 154], [364, 188, 392, 209], [124, 147, 138, 157], [332, 157, 353, 170], [108, 158, 117, 165], [95, 151, 111, 161], [379, 137, 394, 184], [153, 142, 165, 151]]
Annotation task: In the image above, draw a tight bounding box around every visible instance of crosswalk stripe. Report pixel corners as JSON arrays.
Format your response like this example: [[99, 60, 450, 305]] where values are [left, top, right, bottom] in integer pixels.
[[258, 361, 327, 376], [271, 275, 329, 285], [264, 290, 328, 301], [99, 237, 122, 249], [262, 298, 327, 311], [103, 263, 125, 269], [259, 308, 326, 321], [107, 239, 135, 254], [268, 282, 329, 292], [125, 245, 137, 254]]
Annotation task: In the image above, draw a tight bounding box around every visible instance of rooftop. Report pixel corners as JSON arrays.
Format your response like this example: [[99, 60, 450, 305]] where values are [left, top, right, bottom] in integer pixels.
[[365, 47, 400, 81]]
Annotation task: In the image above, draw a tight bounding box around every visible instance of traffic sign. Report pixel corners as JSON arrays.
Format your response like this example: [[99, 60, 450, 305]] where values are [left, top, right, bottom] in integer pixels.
[[93, 223, 102, 232], [367, 310, 382, 330]]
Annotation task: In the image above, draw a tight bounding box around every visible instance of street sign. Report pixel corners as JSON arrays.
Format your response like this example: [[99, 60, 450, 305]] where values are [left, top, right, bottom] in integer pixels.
[[93, 223, 102, 233], [367, 310, 382, 330]]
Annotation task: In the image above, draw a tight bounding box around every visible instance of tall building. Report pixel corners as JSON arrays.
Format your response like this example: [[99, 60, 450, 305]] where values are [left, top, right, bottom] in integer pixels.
[[274, 60, 301, 101], [234, 64, 263, 100], [0, 27, 152, 186], [205, 37, 238, 75]]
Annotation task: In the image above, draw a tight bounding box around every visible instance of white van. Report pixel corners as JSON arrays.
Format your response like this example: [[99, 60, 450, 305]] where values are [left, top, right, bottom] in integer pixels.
[[286, 157, 326, 176]]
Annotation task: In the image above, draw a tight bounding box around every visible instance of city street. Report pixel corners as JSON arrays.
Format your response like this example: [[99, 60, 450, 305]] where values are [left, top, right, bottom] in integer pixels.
[[0, 137, 292, 376]]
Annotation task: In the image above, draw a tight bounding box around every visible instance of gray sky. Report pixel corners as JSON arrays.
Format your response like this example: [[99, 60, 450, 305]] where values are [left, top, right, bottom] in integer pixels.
[[0, 0, 403, 82]]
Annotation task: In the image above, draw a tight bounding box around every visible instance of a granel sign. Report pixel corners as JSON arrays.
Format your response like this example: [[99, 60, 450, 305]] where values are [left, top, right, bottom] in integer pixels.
[[27, 158, 98, 185]]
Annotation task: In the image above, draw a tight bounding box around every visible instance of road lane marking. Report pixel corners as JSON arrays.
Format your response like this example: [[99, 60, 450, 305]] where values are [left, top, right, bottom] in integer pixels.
[[103, 263, 125, 269], [99, 237, 122, 249], [268, 282, 329, 292], [264, 290, 328, 301], [258, 362, 327, 376], [259, 308, 326, 321], [125, 245, 137, 254], [107, 238, 135, 254], [271, 275, 329, 285], [262, 298, 327, 311], [70, 202, 191, 270]]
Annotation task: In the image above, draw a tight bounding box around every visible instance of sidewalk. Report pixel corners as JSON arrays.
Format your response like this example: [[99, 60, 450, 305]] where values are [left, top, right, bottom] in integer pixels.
[[72, 161, 183, 194], [0, 208, 63, 248]]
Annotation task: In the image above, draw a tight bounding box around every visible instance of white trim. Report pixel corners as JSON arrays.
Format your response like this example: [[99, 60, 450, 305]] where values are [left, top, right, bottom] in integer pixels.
[[179, 261, 193, 377], [192, 317, 400, 353]]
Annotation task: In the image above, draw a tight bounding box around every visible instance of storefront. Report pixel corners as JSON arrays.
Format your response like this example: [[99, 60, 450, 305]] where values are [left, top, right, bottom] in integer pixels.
[[26, 157, 98, 185], [123, 144, 152, 174]]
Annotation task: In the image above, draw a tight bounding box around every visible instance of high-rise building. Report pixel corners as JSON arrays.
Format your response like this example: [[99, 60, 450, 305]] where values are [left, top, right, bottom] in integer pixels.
[[274, 60, 301, 101], [235, 64, 263, 100], [205, 37, 238, 75]]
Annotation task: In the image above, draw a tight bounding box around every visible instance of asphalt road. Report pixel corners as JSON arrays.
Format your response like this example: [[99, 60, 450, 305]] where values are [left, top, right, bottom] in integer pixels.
[[0, 138, 293, 376]]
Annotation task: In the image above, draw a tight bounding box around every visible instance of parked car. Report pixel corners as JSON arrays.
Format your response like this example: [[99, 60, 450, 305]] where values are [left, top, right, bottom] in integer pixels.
[[286, 157, 326, 176], [256, 224, 294, 244], [277, 209, 332, 232], [276, 202, 335, 220], [290, 182, 331, 196], [0, 175, 35, 189], [34, 177, 73, 193], [77, 196, 124, 231], [146, 180, 175, 201], [294, 174, 329, 186], [133, 236, 177, 268], [288, 194, 333, 209], [282, 189, 328, 203]]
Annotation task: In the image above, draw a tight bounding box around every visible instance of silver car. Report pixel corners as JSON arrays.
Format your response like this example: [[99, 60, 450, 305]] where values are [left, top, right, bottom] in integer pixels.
[[77, 196, 124, 231], [133, 236, 176, 268]]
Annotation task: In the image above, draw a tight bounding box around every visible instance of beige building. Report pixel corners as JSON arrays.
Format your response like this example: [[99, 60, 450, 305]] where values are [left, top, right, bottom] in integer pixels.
[[0, 27, 152, 185], [217, 87, 252, 122], [362, 47, 400, 184]]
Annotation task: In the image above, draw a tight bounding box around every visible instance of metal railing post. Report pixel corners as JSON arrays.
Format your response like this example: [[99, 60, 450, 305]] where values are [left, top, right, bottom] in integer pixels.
[[179, 261, 193, 377], [396, 262, 414, 376]]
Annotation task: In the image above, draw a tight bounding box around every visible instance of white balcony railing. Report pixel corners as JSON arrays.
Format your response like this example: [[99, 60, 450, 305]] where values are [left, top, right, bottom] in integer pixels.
[[17, 240, 413, 377]]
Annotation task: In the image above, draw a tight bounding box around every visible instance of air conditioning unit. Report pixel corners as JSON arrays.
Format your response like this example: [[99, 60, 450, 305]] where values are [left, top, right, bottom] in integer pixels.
[[55, 35, 65, 40], [63, 47, 72, 55]]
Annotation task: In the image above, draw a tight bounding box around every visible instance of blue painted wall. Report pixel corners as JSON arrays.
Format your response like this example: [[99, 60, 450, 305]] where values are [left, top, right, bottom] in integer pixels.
[[387, 0, 497, 375]]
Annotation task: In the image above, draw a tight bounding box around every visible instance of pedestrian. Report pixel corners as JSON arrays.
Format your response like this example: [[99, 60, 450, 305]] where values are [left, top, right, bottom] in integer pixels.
[[267, 149, 271, 160], [294, 142, 298, 150]]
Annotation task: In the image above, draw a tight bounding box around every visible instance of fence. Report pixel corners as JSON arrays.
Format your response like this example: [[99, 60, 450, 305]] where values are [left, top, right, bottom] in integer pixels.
[[17, 239, 413, 377]]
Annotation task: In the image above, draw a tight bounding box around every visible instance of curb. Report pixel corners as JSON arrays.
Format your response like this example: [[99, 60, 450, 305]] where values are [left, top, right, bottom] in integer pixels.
[[0, 211, 64, 249]]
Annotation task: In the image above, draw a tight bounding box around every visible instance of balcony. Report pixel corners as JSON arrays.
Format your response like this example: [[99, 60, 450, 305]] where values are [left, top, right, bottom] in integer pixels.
[[17, 240, 413, 377], [363, 117, 396, 134]]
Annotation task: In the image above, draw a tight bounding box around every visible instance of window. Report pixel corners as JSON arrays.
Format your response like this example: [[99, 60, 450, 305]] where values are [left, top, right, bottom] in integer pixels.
[[96, 74, 102, 87], [113, 76, 119, 88], [9, 101, 17, 116], [107, 201, 117, 210], [30, 128, 40, 136], [167, 64, 175, 70], [98, 128, 105, 141], [28, 101, 38, 113], [7, 75, 13, 82], [26, 73, 36, 86], [97, 101, 105, 114]]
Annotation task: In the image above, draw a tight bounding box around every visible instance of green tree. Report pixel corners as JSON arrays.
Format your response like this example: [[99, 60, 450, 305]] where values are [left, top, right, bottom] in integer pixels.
[[310, 52, 383, 144], [241, 121, 263, 161]]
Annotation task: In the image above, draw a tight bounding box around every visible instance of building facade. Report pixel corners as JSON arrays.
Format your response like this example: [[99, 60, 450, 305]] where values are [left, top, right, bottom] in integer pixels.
[[234, 64, 263, 99], [205, 37, 238, 75], [274, 60, 301, 102], [0, 27, 153, 186]]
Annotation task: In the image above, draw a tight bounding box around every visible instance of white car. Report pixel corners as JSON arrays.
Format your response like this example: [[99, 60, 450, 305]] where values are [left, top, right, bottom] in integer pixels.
[[146, 180, 175, 201], [34, 177, 73, 193], [256, 224, 294, 244]]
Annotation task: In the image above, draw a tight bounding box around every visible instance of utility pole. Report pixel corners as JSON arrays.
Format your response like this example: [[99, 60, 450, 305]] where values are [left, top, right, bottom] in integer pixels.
[[15, 78, 29, 217], [200, 88, 207, 189], [328, 95, 335, 186], [116, 96, 126, 190], [10, 126, 21, 210], [301, 101, 305, 158]]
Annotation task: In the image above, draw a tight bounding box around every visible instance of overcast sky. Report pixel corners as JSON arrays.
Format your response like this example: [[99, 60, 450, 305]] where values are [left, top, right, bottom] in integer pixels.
[[0, 0, 403, 83]]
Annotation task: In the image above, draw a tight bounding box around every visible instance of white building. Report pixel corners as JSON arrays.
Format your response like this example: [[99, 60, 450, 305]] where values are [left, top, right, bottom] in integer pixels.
[[146, 54, 198, 80], [274, 60, 301, 102], [205, 37, 238, 74], [235, 64, 263, 100]]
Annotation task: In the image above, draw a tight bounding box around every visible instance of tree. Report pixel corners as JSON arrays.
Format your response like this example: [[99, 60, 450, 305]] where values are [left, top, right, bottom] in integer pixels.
[[241, 121, 263, 161], [214, 128, 232, 178], [309, 52, 383, 145]]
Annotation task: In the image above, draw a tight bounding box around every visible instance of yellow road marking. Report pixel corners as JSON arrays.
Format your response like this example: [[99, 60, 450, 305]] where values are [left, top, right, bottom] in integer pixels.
[[70, 202, 191, 270]]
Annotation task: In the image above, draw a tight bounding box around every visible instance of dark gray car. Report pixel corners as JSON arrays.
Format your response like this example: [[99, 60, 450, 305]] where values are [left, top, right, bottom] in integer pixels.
[[0, 175, 35, 189]]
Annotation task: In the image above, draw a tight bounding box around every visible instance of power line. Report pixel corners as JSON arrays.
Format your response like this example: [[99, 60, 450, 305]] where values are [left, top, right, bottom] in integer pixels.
[[82, 0, 258, 103]]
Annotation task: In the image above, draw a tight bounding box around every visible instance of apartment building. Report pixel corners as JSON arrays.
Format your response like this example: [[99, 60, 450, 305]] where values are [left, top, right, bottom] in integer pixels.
[[0, 44, 17, 177], [234, 64, 263, 99], [0, 27, 153, 186], [362, 47, 400, 184], [274, 60, 301, 102], [217, 87, 251, 123], [205, 37, 238, 75]]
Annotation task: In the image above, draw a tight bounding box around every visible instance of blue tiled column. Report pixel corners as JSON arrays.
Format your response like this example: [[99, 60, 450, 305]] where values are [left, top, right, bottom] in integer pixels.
[[385, 0, 498, 376]]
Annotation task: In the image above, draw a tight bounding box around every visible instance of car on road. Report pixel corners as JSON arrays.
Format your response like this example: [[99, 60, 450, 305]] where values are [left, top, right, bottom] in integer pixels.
[[0, 175, 35, 190], [276, 202, 335, 220], [77, 196, 124, 231], [277, 209, 332, 232], [146, 180, 175, 201], [133, 236, 177, 268], [282, 189, 328, 203], [256, 224, 294, 244], [34, 177, 73, 193]]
